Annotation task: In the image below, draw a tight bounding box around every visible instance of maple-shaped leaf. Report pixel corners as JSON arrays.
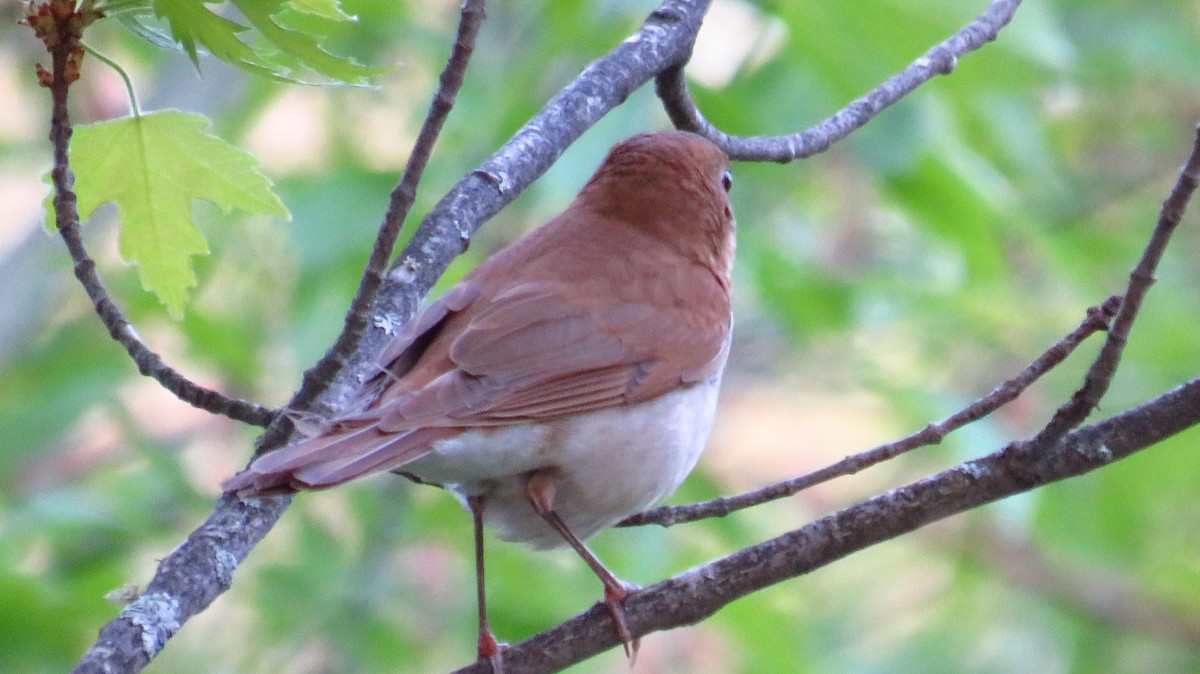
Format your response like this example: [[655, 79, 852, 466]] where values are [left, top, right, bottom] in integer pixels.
[[234, 0, 382, 84], [109, 0, 385, 84], [54, 110, 289, 318], [149, 0, 265, 76]]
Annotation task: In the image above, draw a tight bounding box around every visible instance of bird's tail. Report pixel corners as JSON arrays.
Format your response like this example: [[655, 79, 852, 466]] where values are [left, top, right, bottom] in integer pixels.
[[222, 422, 451, 496]]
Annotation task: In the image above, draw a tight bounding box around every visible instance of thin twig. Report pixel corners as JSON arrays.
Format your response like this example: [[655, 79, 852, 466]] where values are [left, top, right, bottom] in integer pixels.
[[655, 0, 1023, 162], [41, 9, 275, 428], [1015, 125, 1200, 454], [279, 0, 488, 448], [622, 295, 1120, 528]]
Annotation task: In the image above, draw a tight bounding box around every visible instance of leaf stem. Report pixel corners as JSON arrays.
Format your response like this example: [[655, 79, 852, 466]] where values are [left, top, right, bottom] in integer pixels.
[[82, 42, 141, 116]]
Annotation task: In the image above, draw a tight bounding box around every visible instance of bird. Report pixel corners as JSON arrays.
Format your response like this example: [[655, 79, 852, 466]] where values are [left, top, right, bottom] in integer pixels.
[[224, 129, 736, 671]]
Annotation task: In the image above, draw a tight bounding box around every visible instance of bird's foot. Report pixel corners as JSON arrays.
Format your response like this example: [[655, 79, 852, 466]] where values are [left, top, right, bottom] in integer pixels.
[[603, 579, 641, 663], [478, 627, 508, 673]]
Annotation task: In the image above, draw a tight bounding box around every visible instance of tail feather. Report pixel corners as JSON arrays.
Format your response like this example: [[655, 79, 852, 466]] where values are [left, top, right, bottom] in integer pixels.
[[293, 426, 454, 487], [222, 424, 453, 496]]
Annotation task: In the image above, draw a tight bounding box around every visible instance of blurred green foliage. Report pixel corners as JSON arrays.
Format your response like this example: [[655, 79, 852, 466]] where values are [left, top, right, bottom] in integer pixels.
[[2, 0, 1199, 672]]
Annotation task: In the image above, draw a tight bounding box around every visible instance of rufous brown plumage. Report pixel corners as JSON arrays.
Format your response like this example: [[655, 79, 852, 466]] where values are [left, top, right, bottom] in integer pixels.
[[225, 130, 736, 668]]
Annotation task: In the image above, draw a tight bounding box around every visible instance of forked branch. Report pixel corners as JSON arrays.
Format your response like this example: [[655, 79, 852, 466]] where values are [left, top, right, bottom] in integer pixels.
[[623, 295, 1121, 528], [656, 0, 1022, 162]]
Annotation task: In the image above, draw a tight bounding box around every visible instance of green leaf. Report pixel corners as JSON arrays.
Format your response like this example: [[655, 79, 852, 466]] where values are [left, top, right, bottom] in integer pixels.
[[233, 0, 386, 83], [115, 0, 387, 84], [286, 0, 356, 22], [57, 110, 289, 317], [149, 0, 259, 71]]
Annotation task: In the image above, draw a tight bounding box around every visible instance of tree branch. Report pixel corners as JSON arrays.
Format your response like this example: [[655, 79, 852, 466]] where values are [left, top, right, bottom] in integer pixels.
[[655, 0, 1023, 162], [35, 1, 277, 428], [282, 0, 487, 447], [1019, 125, 1200, 450], [450, 376, 1200, 674], [622, 294, 1121, 528]]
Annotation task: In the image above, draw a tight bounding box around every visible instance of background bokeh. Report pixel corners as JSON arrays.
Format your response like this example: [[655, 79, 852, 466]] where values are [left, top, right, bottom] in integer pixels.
[[2, 1, 1200, 672]]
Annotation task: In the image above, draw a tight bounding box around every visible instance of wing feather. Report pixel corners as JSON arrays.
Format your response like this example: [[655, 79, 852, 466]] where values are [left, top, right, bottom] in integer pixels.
[[375, 281, 729, 427]]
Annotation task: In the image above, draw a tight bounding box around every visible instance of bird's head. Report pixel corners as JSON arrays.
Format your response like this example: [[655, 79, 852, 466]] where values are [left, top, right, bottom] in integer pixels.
[[574, 131, 734, 260]]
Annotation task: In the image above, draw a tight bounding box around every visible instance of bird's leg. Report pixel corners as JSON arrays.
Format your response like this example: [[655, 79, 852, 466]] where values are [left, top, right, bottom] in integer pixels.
[[467, 495, 506, 674], [524, 470, 641, 661]]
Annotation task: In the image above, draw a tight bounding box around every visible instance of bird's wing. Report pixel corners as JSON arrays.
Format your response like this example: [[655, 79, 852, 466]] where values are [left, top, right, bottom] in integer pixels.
[[376, 280, 730, 430], [374, 280, 483, 378], [223, 278, 727, 494]]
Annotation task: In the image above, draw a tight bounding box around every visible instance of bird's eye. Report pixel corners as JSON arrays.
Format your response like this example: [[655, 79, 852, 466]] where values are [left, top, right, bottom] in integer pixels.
[[720, 169, 733, 192]]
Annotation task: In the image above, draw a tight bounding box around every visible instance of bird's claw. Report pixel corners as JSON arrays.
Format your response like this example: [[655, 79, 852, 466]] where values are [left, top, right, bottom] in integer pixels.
[[478, 628, 508, 673], [603, 580, 641, 663]]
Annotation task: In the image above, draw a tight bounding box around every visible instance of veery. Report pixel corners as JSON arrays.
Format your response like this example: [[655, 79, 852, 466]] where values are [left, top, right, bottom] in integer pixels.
[[225, 130, 736, 669]]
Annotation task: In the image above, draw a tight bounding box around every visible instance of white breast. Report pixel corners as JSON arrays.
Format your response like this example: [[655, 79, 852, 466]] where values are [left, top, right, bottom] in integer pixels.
[[403, 377, 722, 549]]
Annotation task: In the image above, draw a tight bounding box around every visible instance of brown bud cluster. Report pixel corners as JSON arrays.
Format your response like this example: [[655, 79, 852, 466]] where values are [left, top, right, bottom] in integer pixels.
[[21, 0, 104, 87]]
